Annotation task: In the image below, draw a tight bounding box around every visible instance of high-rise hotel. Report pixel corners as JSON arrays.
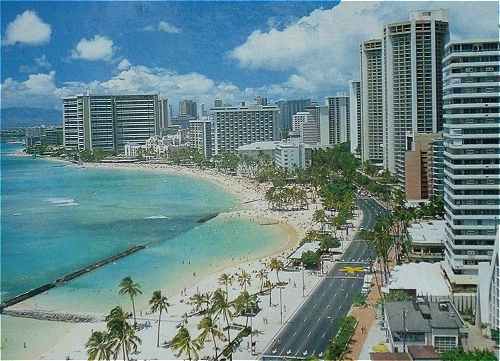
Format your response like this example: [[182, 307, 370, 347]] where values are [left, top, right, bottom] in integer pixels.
[[211, 103, 279, 155], [63, 94, 166, 152], [349, 80, 362, 157], [327, 95, 350, 145], [382, 10, 449, 185], [441, 39, 500, 289], [360, 39, 384, 165]]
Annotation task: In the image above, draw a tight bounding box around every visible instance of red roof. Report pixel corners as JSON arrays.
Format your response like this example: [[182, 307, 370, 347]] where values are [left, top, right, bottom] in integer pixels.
[[407, 345, 440, 360]]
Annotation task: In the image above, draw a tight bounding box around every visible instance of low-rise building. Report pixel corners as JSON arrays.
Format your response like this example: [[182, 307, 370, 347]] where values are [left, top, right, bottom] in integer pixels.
[[385, 262, 450, 297], [237, 140, 320, 170], [477, 235, 499, 338], [384, 299, 467, 353], [274, 142, 306, 171], [408, 220, 446, 262], [24, 127, 43, 147], [405, 133, 441, 201]]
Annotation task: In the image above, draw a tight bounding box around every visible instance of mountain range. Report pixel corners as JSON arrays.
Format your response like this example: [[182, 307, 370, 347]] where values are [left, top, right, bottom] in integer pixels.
[[1, 107, 62, 129]]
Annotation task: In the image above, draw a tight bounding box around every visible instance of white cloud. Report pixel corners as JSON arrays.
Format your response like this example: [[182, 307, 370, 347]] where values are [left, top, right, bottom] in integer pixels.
[[71, 35, 115, 61], [1, 71, 57, 108], [19, 54, 52, 73], [3, 10, 52, 46], [158, 21, 181, 34], [230, 1, 499, 96], [117, 58, 131, 71], [1, 66, 244, 110], [143, 21, 181, 34]]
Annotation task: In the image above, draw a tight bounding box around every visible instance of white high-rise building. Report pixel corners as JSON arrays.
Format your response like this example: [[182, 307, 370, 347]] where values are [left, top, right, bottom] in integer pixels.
[[211, 104, 279, 155], [349, 80, 361, 157], [382, 10, 449, 185], [63, 94, 162, 152], [292, 112, 311, 133], [189, 117, 213, 158], [441, 39, 500, 288], [360, 39, 384, 165], [327, 95, 350, 145]]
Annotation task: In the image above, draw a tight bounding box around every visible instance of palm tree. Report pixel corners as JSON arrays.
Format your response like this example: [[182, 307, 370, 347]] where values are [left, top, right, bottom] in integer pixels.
[[211, 288, 234, 345], [171, 326, 201, 361], [269, 258, 284, 284], [218, 273, 233, 295], [197, 315, 225, 360], [118, 276, 143, 327], [264, 279, 273, 307], [189, 292, 206, 314], [237, 270, 251, 291], [149, 290, 171, 348], [86, 331, 113, 361], [105, 306, 141, 361], [233, 290, 258, 328], [256, 269, 268, 293]]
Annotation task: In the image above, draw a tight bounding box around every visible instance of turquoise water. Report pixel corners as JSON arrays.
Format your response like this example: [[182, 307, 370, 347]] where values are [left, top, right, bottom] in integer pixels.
[[0, 143, 288, 359]]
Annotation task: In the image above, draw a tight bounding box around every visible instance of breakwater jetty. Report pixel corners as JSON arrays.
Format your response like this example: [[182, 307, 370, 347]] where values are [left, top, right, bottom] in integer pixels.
[[0, 244, 146, 313], [197, 213, 219, 223]]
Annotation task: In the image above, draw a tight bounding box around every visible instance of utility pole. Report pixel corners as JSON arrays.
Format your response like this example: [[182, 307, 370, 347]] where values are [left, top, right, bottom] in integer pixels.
[[279, 287, 283, 324], [402, 308, 407, 352], [302, 262, 305, 297]]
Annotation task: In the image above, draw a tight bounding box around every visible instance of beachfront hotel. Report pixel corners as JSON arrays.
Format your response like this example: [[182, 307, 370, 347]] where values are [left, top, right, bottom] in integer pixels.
[[210, 103, 280, 155], [349, 80, 362, 157], [441, 39, 500, 289], [360, 39, 384, 166], [382, 10, 449, 187], [327, 94, 350, 145], [189, 116, 213, 158], [63, 94, 165, 153]]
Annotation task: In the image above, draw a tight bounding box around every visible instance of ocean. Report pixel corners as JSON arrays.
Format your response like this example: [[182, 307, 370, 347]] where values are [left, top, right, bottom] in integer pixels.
[[0, 143, 288, 359]]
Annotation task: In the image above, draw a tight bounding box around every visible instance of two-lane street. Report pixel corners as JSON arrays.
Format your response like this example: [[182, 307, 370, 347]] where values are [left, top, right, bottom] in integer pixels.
[[262, 197, 387, 360]]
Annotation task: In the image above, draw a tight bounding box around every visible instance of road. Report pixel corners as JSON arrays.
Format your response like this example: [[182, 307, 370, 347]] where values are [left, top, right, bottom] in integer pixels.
[[261, 197, 388, 360]]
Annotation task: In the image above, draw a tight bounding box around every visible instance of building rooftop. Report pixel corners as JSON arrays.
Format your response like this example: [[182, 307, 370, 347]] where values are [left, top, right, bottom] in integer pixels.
[[407, 345, 440, 360], [237, 141, 281, 152], [408, 220, 446, 245], [385, 300, 464, 334], [289, 241, 320, 260], [385, 262, 450, 296]]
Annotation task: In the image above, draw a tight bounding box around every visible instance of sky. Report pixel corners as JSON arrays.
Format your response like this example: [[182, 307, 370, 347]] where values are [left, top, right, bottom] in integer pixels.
[[1, 1, 498, 112]]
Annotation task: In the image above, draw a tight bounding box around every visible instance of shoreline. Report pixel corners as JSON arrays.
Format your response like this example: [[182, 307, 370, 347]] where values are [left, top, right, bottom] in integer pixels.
[[4, 152, 327, 360]]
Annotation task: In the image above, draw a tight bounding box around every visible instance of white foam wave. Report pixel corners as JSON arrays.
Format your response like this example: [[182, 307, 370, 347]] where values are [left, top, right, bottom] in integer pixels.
[[56, 202, 79, 207], [145, 215, 169, 219], [46, 198, 79, 207]]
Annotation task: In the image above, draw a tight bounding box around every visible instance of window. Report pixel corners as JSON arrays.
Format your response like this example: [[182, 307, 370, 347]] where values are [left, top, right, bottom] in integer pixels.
[[434, 336, 457, 352]]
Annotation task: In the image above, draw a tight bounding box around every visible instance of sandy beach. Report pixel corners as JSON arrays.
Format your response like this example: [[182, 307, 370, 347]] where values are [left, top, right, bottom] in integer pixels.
[[6, 159, 341, 360]]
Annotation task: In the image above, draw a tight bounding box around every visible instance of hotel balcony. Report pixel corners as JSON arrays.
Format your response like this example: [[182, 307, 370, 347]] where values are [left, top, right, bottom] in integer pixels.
[[444, 160, 499, 170], [443, 61, 500, 72], [442, 50, 500, 63], [443, 102, 500, 110], [443, 151, 499, 160], [443, 112, 500, 119]]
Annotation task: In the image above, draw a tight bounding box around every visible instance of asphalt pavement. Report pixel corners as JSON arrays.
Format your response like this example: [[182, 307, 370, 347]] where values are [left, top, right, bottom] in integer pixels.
[[261, 197, 387, 360]]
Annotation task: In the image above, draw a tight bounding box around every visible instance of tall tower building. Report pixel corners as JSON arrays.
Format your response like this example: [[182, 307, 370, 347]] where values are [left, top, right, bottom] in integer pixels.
[[63, 94, 161, 152], [360, 39, 384, 165], [275, 99, 311, 131], [441, 39, 500, 289], [327, 95, 350, 145], [211, 104, 279, 155], [179, 99, 198, 118], [159, 97, 169, 130], [349, 80, 362, 156], [382, 10, 449, 185]]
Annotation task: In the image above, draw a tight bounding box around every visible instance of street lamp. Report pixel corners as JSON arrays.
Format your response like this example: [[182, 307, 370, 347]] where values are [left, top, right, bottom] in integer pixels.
[[302, 262, 305, 297]]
